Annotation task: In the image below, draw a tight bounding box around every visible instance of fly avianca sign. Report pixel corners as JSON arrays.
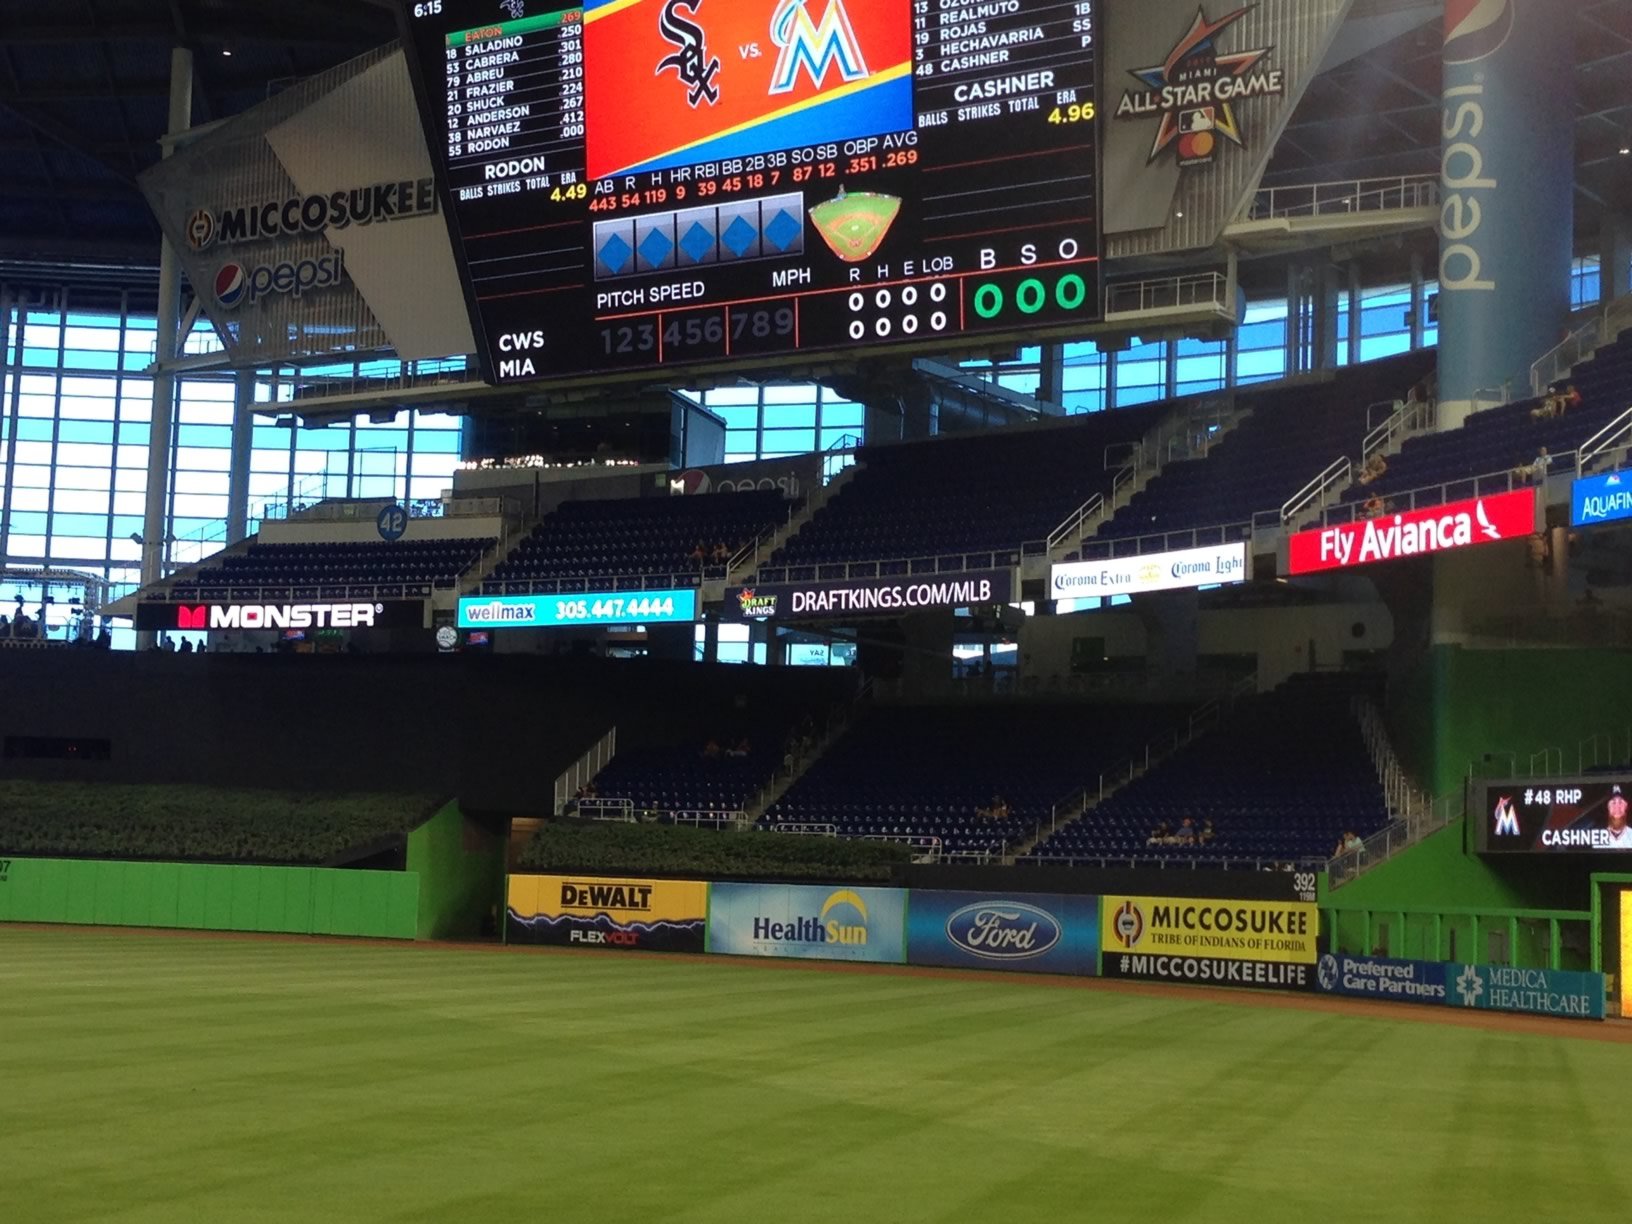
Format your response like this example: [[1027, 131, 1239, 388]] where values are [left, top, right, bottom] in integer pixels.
[[133, 600, 426, 631], [1288, 488, 1536, 575]]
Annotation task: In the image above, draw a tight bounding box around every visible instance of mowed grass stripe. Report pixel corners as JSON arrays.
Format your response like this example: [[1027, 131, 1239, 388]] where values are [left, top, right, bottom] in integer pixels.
[[2, 929, 1628, 1224]]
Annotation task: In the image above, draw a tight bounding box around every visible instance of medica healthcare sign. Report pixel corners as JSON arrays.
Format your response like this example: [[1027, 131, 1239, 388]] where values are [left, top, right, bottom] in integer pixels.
[[1287, 488, 1536, 575]]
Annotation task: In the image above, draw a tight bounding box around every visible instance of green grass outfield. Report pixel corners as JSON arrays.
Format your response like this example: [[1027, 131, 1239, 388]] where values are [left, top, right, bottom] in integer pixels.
[[3, 928, 1627, 1223]]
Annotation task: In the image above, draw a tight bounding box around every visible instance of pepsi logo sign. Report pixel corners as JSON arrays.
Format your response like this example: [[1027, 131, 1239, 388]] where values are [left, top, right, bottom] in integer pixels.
[[1444, 0, 1512, 64], [215, 263, 247, 309], [945, 901, 1062, 961]]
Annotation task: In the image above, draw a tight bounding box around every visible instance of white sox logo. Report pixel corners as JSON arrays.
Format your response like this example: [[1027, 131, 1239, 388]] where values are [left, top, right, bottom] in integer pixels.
[[658, 0, 721, 106]]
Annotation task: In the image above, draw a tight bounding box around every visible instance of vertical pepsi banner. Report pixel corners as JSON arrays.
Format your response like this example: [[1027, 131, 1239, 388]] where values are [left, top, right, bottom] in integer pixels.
[[1437, 0, 1574, 416]]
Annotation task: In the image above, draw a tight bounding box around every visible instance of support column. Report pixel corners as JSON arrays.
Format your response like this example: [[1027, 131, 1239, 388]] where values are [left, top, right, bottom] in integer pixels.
[[138, 47, 192, 647], [1313, 262, 1341, 371], [1437, 3, 1574, 423], [225, 368, 255, 545], [1037, 341, 1065, 412], [1601, 214, 1632, 303], [1284, 264, 1303, 376], [0, 290, 20, 564], [1408, 252, 1426, 351], [1347, 262, 1364, 366]]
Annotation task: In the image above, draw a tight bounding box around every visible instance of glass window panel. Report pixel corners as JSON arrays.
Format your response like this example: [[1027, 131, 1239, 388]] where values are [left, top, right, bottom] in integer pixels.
[[10, 488, 50, 511], [761, 385, 816, 405], [763, 403, 816, 428], [114, 468, 148, 492], [50, 512, 110, 536], [702, 387, 759, 406], [710, 403, 760, 430], [19, 394, 57, 418], [176, 425, 233, 449], [174, 446, 230, 471], [761, 428, 815, 451], [112, 492, 146, 516], [174, 471, 229, 495], [172, 494, 227, 518], [6, 534, 47, 557], [13, 465, 52, 488]]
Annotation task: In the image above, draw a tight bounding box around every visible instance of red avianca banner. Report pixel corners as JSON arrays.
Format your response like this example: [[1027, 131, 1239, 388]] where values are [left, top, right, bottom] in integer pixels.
[[1288, 487, 1537, 575]]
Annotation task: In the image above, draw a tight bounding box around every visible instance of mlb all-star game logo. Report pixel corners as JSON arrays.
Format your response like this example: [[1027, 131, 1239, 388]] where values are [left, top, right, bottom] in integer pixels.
[[1114, 5, 1285, 168]]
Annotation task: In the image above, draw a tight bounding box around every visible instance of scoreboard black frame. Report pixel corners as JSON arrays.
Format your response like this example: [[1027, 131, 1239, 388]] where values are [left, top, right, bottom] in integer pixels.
[[397, 0, 1103, 389]]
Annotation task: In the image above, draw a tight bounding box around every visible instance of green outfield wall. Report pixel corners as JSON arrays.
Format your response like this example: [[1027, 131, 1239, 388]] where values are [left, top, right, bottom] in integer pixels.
[[407, 803, 505, 940], [1393, 646, 1632, 799], [0, 857, 418, 939]]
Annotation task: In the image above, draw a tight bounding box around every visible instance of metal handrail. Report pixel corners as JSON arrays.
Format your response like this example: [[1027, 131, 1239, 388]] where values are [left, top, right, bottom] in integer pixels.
[[1280, 456, 1351, 525], [1530, 308, 1617, 396], [1106, 272, 1228, 316], [482, 569, 714, 595], [1304, 466, 1536, 530], [670, 809, 749, 830], [1023, 853, 1326, 871], [1072, 520, 1251, 563], [150, 581, 445, 601], [1245, 174, 1439, 222], [1363, 397, 1434, 460], [767, 822, 837, 837], [753, 550, 1020, 585], [1576, 405, 1632, 473]]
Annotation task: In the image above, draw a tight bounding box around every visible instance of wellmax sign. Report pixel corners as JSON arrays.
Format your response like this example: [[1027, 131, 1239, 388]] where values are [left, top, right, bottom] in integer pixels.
[[1050, 543, 1248, 600], [1287, 488, 1536, 575]]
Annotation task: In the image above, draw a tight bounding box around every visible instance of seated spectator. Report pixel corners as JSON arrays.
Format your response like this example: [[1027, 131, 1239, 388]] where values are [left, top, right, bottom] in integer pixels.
[[1343, 831, 1365, 854], [1198, 818, 1215, 845], [710, 541, 730, 565], [725, 737, 750, 759], [1146, 821, 1172, 847], [1529, 447, 1552, 484], [1362, 495, 1385, 520], [989, 794, 1010, 822], [701, 738, 722, 760], [1356, 453, 1388, 485], [1173, 817, 1196, 844], [688, 540, 706, 563]]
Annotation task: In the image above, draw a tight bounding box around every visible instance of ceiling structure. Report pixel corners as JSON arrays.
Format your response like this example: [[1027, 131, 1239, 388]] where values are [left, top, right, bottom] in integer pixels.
[[0, 0, 1629, 300]]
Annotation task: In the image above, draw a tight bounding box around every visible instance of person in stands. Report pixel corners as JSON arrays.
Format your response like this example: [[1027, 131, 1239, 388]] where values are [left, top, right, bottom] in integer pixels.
[[710, 541, 730, 565], [1173, 817, 1197, 845], [1199, 818, 1215, 846], [1357, 453, 1388, 485], [688, 540, 706, 563], [1147, 821, 1172, 847], [1529, 446, 1552, 484]]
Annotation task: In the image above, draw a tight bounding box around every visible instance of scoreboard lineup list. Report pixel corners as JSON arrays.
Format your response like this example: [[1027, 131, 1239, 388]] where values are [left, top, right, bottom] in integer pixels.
[[407, 0, 1102, 386]]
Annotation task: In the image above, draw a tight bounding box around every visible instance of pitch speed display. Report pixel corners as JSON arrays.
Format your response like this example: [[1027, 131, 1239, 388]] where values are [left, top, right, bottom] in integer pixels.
[[398, 0, 1101, 386]]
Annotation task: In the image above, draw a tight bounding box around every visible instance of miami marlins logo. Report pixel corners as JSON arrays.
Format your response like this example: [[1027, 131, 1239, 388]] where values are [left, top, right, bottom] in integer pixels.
[[770, 0, 869, 94], [657, 0, 721, 107]]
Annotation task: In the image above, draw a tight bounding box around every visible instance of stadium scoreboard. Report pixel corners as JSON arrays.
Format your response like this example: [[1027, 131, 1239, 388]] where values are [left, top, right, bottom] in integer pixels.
[[398, 0, 1102, 387]]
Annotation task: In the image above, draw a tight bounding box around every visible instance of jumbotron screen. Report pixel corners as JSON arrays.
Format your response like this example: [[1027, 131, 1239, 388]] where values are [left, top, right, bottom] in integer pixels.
[[397, 0, 1101, 387]]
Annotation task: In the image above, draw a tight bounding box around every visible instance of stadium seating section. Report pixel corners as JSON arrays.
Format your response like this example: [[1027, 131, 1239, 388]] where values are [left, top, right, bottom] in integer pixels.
[[484, 489, 791, 590], [767, 405, 1166, 572], [181, 538, 494, 595], [1093, 351, 1436, 550], [761, 704, 1185, 855], [1346, 332, 1632, 504], [1025, 675, 1388, 866]]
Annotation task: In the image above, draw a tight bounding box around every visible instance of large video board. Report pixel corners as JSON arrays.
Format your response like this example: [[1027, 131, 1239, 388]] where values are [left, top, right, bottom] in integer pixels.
[[397, 0, 1101, 386], [1478, 779, 1632, 854]]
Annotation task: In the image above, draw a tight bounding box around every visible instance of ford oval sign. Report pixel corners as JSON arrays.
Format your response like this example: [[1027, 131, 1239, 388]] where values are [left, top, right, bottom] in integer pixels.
[[945, 901, 1062, 961]]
